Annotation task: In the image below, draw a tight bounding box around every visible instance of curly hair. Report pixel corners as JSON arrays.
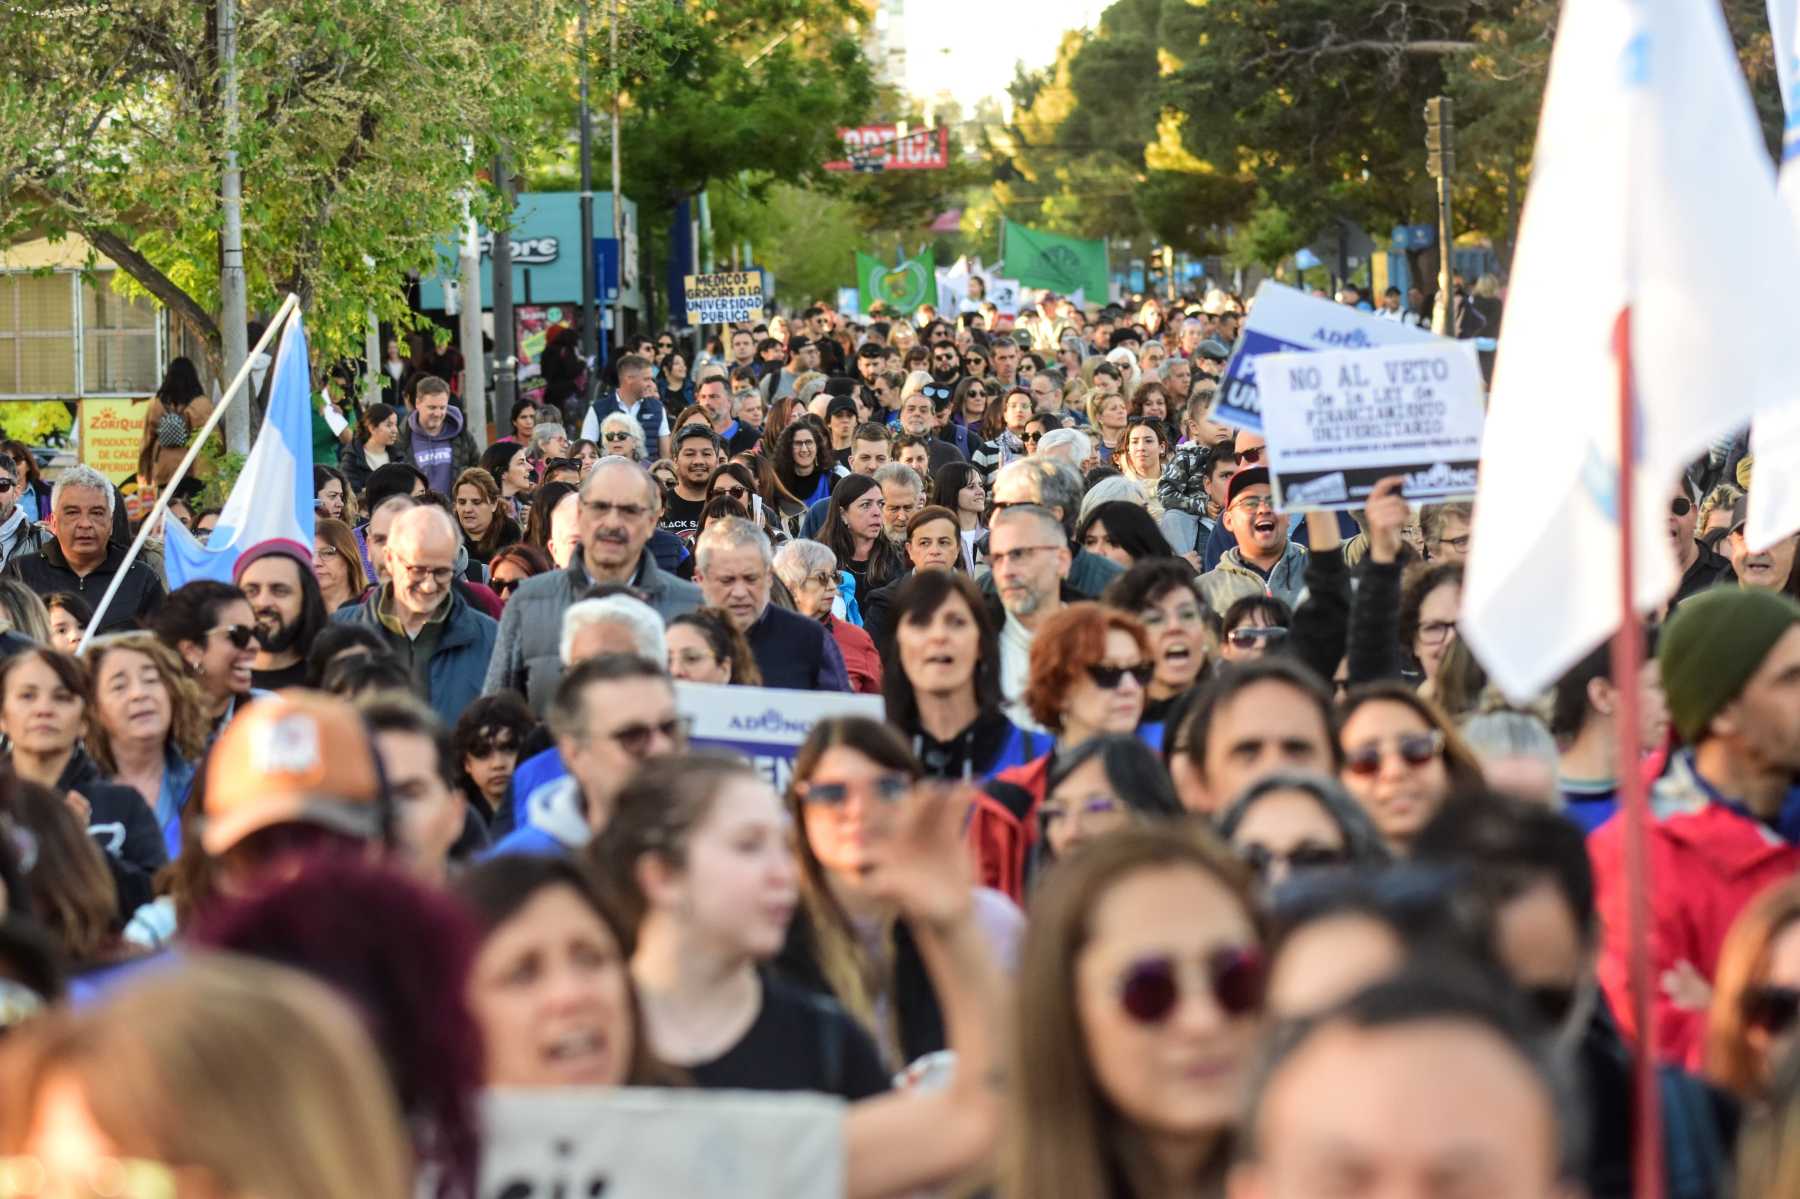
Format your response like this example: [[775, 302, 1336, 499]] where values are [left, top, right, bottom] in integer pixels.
[[83, 632, 211, 770], [1399, 562, 1464, 670], [1023, 602, 1153, 733]]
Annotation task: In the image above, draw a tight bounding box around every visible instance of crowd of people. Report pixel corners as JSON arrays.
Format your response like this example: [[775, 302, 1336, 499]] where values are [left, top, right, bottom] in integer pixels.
[[0, 287, 1796, 1198]]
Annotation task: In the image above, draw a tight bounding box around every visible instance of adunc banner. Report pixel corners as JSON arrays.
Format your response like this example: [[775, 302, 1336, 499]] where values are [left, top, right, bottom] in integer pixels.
[[677, 682, 883, 792]]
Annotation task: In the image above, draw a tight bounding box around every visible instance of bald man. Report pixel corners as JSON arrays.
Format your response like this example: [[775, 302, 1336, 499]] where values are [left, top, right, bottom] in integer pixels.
[[333, 504, 499, 726]]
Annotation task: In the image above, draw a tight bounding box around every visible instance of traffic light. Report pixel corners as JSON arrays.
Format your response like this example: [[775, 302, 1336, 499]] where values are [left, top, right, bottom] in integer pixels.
[[1425, 96, 1454, 179]]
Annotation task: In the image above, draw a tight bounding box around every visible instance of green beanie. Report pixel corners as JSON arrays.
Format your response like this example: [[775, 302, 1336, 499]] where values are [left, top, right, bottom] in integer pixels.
[[1659, 586, 1800, 743]]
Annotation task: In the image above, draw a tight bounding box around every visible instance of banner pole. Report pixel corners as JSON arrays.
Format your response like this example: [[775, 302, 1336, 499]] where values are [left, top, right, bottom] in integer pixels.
[[1610, 307, 1662, 1199], [75, 293, 301, 655]]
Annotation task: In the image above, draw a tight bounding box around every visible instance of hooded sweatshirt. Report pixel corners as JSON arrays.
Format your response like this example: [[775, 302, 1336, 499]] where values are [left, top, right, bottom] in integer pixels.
[[405, 403, 468, 494]]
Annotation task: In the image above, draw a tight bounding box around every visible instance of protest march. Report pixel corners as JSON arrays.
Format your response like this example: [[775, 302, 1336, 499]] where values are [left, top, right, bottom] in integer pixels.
[[8, 0, 1800, 1196]]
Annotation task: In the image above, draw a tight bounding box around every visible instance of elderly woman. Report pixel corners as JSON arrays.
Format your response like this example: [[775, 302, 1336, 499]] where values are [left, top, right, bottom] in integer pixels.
[[529, 421, 571, 473], [598, 411, 646, 462], [772, 539, 881, 695]]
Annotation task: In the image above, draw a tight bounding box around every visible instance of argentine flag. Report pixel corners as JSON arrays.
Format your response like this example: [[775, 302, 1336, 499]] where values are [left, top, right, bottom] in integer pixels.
[[164, 312, 316, 587]]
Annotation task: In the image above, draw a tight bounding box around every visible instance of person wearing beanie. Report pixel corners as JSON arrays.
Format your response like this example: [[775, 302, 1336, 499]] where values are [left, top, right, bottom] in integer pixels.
[[233, 536, 329, 692], [1589, 585, 1800, 1070]]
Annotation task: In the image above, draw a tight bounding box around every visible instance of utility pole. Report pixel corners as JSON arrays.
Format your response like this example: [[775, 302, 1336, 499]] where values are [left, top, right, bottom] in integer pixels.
[[609, 0, 624, 350], [219, 0, 250, 453], [578, 0, 598, 378], [1425, 96, 1456, 337], [458, 198, 488, 439], [492, 154, 517, 431]]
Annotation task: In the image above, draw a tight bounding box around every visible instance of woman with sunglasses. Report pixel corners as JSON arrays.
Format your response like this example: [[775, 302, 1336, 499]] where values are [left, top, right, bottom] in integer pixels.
[[485, 542, 553, 611], [961, 343, 991, 380], [1218, 770, 1391, 890], [778, 717, 1022, 1070], [705, 461, 780, 542], [0, 647, 168, 919], [1220, 594, 1292, 662], [598, 411, 647, 463], [819, 473, 904, 598], [1036, 733, 1183, 868], [1706, 878, 1800, 1101], [974, 604, 1154, 901], [998, 824, 1265, 1199], [1336, 680, 1486, 856], [1, 439, 52, 524], [152, 580, 260, 736]]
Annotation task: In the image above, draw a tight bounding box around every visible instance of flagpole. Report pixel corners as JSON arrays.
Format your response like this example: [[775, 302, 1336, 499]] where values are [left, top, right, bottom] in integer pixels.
[[76, 293, 301, 656], [1609, 307, 1662, 1199]]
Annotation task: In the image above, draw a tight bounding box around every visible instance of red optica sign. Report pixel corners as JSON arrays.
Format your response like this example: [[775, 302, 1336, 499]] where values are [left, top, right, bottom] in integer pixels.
[[823, 126, 949, 171]]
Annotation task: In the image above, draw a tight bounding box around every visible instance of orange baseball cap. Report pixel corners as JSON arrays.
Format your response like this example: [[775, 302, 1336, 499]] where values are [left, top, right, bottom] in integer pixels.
[[201, 692, 385, 856]]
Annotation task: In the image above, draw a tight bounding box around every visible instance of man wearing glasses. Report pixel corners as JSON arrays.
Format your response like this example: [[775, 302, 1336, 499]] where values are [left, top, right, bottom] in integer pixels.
[[1196, 468, 1309, 618], [988, 503, 1074, 731], [485, 458, 701, 713], [334, 506, 496, 727]]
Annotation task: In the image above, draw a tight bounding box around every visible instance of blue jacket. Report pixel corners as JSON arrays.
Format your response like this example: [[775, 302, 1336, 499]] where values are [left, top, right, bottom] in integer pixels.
[[334, 587, 499, 727], [745, 602, 850, 691]]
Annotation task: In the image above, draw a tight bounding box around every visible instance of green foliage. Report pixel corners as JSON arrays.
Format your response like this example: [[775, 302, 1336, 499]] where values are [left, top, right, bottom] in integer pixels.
[[708, 178, 864, 307], [0, 402, 73, 446]]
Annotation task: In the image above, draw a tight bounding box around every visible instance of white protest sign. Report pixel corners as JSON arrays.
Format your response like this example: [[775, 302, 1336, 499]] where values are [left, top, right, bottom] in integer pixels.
[[1214, 280, 1441, 433], [684, 270, 765, 324], [1259, 341, 1485, 512], [480, 1087, 845, 1199], [675, 681, 884, 792]]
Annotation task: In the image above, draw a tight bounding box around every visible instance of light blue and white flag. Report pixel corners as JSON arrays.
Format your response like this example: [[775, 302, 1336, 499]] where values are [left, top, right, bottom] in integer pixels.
[[164, 312, 316, 588]]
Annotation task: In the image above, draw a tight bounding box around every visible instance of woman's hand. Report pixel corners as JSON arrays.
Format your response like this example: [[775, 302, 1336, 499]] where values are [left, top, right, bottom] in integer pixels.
[[860, 781, 977, 934]]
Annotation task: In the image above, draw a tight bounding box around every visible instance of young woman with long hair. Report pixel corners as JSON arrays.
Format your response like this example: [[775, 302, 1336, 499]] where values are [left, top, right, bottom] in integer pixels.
[[479, 441, 536, 523], [665, 606, 763, 686], [342, 401, 401, 498], [137, 356, 214, 492], [818, 473, 904, 596], [486, 543, 554, 608], [1336, 680, 1487, 857], [1707, 877, 1800, 1103], [451, 466, 522, 567], [770, 420, 842, 533]]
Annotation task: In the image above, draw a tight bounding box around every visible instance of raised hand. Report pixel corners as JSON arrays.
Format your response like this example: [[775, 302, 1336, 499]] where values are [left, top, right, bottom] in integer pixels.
[[1364, 475, 1411, 564], [859, 781, 976, 933]]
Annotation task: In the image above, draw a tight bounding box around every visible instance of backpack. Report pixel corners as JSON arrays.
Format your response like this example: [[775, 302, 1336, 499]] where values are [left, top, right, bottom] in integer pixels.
[[155, 402, 191, 449]]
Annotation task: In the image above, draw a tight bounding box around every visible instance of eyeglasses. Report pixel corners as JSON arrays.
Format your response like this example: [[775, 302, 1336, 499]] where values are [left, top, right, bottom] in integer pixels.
[[1670, 496, 1693, 517], [209, 624, 256, 650], [805, 571, 839, 591], [394, 562, 455, 586], [711, 484, 749, 502], [1022, 431, 1044, 444], [1115, 946, 1265, 1025], [604, 715, 691, 756], [1433, 534, 1472, 555], [1085, 661, 1154, 689], [1236, 446, 1263, 465], [491, 575, 529, 596], [1416, 619, 1457, 646], [1741, 983, 1800, 1036], [1232, 495, 1277, 513], [988, 543, 1063, 569], [603, 431, 635, 442], [1239, 841, 1347, 882], [1226, 625, 1287, 650], [797, 774, 910, 807], [1344, 729, 1446, 777], [582, 500, 650, 520]]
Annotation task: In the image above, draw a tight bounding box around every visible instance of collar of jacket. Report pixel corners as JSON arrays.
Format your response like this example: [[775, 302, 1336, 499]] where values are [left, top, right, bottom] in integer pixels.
[[1221, 540, 1307, 579], [375, 581, 454, 639], [1649, 751, 1800, 863], [41, 537, 123, 576]]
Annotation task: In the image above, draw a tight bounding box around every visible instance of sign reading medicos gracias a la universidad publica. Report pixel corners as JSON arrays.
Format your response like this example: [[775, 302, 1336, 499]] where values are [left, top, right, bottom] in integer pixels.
[[1213, 280, 1440, 433], [684, 270, 765, 324], [1257, 341, 1485, 512]]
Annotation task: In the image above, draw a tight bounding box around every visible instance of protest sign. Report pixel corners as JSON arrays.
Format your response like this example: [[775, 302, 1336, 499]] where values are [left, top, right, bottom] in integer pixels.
[[79, 398, 145, 482], [676, 681, 883, 792], [683, 271, 765, 324], [480, 1087, 845, 1199], [1214, 280, 1440, 433], [1258, 341, 1485, 512]]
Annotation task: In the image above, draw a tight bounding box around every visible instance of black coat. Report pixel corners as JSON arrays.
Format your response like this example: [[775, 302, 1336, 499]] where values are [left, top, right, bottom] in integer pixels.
[[3, 540, 164, 634], [56, 750, 168, 921]]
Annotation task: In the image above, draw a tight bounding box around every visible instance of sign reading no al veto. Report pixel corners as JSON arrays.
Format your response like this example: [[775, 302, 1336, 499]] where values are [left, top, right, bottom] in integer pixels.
[[684, 270, 765, 324], [1258, 341, 1485, 512]]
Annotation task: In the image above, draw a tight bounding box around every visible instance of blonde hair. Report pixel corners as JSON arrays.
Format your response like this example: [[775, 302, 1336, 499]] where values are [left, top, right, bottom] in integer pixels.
[[0, 954, 413, 1199], [83, 631, 211, 770]]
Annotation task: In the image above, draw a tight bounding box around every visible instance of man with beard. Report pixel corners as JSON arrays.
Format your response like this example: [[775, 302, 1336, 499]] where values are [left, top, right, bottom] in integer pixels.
[[233, 539, 330, 690], [928, 341, 961, 383], [662, 425, 719, 538], [1197, 468, 1308, 616]]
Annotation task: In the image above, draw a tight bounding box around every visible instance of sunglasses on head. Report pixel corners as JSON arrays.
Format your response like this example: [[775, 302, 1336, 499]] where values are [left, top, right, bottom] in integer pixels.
[[1670, 496, 1693, 517], [1227, 625, 1287, 650], [1344, 729, 1445, 777], [1742, 983, 1800, 1036], [211, 624, 256, 650], [1116, 946, 1265, 1025], [1085, 661, 1154, 689], [921, 384, 953, 402]]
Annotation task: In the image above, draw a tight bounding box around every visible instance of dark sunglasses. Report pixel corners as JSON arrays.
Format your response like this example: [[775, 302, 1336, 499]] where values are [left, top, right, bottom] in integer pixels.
[[1670, 496, 1693, 517], [1022, 431, 1044, 444], [1085, 661, 1154, 690], [210, 624, 256, 650], [1344, 729, 1445, 778], [1742, 984, 1800, 1036], [1227, 626, 1287, 650], [798, 774, 910, 807], [608, 716, 691, 755], [1236, 446, 1264, 465], [711, 484, 749, 502], [1116, 946, 1265, 1025], [1240, 842, 1347, 882], [0, 479, 14, 494]]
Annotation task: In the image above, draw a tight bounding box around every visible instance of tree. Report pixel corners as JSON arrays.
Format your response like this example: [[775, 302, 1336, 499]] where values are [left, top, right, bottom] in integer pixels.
[[0, 0, 571, 368]]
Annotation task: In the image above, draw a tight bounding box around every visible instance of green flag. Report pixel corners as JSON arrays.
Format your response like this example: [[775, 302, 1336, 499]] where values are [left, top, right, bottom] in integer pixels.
[[857, 250, 934, 314], [1000, 220, 1109, 301]]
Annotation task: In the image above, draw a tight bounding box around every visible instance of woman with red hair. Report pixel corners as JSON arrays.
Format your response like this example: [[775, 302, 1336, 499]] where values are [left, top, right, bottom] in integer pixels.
[[968, 602, 1154, 900]]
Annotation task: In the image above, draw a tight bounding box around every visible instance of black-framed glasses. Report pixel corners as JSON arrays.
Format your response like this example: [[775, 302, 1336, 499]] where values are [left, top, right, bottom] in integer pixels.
[[1085, 661, 1154, 690], [605, 715, 691, 756], [1433, 533, 1472, 555], [209, 624, 256, 650], [797, 774, 910, 807], [1116, 946, 1265, 1025], [1344, 729, 1445, 778], [1236, 446, 1263, 465], [1743, 984, 1800, 1036]]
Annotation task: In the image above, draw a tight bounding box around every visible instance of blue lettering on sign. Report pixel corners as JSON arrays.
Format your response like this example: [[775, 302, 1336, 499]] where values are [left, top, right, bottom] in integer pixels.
[[727, 709, 817, 737], [1311, 327, 1374, 349]]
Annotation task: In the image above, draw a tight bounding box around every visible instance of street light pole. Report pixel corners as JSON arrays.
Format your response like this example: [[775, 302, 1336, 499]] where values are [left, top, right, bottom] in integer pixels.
[[578, 0, 598, 376], [219, 0, 250, 453], [492, 153, 517, 430], [1425, 96, 1456, 336], [610, 0, 624, 350]]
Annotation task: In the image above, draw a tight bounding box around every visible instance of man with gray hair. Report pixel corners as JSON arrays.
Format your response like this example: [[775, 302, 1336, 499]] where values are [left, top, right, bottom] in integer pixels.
[[695, 516, 848, 691], [560, 593, 667, 666], [1035, 428, 1091, 473], [4, 463, 163, 633], [873, 461, 923, 546], [985, 457, 1122, 600], [486, 455, 700, 713], [333, 505, 497, 727], [986, 502, 1073, 730]]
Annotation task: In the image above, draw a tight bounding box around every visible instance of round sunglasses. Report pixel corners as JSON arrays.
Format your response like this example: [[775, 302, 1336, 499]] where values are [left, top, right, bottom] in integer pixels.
[[1343, 729, 1445, 778], [1116, 945, 1265, 1025]]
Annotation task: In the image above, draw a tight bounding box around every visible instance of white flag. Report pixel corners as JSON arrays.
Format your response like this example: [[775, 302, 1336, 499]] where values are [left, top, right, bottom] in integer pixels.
[[1462, 0, 1800, 702], [1745, 0, 1800, 551]]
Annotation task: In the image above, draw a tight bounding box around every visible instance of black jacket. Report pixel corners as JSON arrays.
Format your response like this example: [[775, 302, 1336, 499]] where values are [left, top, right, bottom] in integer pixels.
[[1671, 542, 1733, 611], [56, 750, 168, 921], [3, 540, 164, 634], [745, 603, 850, 691]]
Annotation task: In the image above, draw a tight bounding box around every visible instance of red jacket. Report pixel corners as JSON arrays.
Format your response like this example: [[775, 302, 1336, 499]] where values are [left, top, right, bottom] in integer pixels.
[[967, 753, 1052, 904], [1589, 753, 1800, 1069], [826, 616, 882, 695]]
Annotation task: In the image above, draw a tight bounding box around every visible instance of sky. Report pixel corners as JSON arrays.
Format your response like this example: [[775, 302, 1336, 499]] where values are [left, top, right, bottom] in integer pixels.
[[896, 0, 1111, 112]]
